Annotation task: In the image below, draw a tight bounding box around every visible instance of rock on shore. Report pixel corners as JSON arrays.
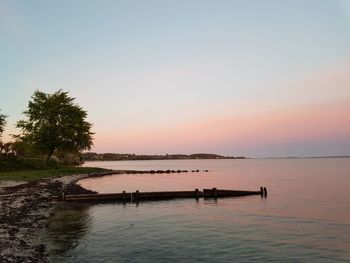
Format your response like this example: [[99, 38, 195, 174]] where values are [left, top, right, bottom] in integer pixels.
[[0, 176, 95, 262]]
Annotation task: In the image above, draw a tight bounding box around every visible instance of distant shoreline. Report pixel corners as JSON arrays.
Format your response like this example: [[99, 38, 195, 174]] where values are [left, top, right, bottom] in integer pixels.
[[82, 155, 350, 162], [82, 152, 247, 162]]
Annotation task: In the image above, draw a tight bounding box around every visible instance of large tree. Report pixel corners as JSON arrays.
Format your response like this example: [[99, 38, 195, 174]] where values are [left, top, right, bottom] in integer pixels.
[[16, 90, 94, 162], [0, 109, 7, 138]]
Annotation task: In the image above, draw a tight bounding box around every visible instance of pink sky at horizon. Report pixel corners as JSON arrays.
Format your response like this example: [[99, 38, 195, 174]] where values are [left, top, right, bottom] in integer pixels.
[[2, 58, 350, 157], [88, 59, 350, 157], [2, 57, 350, 157], [93, 99, 350, 156]]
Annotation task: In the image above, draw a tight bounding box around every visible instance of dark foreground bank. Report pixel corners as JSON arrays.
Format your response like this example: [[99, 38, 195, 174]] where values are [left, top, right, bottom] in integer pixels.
[[0, 169, 127, 262]]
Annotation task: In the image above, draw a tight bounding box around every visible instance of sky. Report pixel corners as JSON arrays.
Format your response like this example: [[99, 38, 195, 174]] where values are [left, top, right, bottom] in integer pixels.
[[1, 0, 350, 157]]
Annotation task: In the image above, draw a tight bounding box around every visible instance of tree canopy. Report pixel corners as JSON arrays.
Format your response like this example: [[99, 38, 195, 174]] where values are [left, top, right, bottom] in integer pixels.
[[0, 109, 7, 138], [16, 90, 94, 162]]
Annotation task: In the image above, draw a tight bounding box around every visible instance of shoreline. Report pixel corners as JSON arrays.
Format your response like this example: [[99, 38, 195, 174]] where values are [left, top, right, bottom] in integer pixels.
[[0, 168, 209, 262], [0, 170, 126, 262]]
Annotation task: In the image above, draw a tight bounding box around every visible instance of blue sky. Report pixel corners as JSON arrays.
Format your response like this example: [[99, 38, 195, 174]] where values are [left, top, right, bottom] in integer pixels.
[[1, 0, 350, 157]]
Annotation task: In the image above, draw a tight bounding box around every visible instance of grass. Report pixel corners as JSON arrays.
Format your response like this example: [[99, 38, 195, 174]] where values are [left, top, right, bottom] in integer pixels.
[[0, 158, 110, 182], [0, 167, 109, 182]]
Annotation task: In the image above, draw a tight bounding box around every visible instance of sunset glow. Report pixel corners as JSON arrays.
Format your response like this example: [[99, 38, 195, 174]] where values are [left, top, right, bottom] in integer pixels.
[[1, 0, 350, 157]]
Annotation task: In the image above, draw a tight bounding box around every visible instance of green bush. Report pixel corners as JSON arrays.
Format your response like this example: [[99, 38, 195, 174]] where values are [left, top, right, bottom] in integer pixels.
[[0, 158, 61, 172]]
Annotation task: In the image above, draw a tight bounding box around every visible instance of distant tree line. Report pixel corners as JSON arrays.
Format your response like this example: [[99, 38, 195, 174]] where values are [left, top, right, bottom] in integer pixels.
[[82, 152, 246, 161]]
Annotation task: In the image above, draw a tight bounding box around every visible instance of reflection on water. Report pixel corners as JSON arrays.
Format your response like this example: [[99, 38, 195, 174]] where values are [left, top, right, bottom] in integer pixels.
[[47, 198, 350, 263], [47, 204, 92, 261], [47, 159, 350, 262]]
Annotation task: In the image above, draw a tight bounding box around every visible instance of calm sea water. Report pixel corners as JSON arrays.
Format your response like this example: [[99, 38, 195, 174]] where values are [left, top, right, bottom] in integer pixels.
[[46, 159, 350, 262]]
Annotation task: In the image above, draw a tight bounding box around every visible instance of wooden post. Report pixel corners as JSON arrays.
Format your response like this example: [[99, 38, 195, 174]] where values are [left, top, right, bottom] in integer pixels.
[[212, 188, 217, 199], [195, 188, 199, 200], [263, 187, 267, 197], [135, 190, 139, 202], [60, 191, 66, 201], [122, 191, 126, 203]]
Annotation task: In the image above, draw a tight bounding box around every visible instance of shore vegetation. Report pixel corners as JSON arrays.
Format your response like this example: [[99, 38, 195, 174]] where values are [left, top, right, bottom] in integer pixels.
[[0, 90, 101, 182], [0, 109, 7, 138], [15, 90, 94, 163]]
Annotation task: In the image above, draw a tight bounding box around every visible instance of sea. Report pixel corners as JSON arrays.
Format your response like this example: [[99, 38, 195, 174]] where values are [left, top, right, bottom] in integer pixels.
[[46, 158, 350, 262]]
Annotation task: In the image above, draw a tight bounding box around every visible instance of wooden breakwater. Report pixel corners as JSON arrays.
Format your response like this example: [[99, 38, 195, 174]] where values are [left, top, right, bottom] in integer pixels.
[[203, 187, 267, 198], [60, 187, 267, 202]]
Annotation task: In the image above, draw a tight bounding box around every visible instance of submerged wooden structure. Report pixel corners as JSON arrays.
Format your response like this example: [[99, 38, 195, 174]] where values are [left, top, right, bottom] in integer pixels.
[[60, 187, 267, 202]]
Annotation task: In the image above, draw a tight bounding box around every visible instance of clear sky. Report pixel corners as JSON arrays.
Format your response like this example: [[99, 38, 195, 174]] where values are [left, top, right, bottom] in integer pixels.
[[1, 0, 350, 157]]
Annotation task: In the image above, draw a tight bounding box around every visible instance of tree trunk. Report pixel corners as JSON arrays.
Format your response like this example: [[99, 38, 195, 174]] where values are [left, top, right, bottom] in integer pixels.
[[45, 148, 55, 163]]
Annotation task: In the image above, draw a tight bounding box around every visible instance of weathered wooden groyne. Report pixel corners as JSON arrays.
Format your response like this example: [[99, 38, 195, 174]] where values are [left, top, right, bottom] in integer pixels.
[[203, 187, 267, 198], [60, 187, 267, 202]]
